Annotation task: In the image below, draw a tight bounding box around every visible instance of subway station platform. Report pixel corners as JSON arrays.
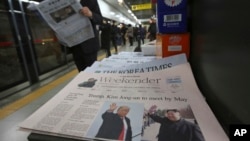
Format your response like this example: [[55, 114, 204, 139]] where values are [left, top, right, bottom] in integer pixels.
[[0, 44, 138, 141]]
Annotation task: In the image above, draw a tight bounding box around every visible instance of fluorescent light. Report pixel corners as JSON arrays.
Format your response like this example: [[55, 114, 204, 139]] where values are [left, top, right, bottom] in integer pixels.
[[110, 12, 115, 15], [20, 0, 29, 2], [118, 0, 123, 4], [29, 1, 39, 4]]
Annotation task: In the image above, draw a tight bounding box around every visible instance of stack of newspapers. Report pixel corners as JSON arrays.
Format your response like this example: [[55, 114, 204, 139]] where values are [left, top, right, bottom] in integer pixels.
[[19, 52, 229, 141]]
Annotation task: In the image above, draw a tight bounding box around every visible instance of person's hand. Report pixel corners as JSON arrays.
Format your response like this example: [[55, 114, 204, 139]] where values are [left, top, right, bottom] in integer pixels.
[[79, 7, 93, 18], [148, 105, 157, 114], [109, 103, 117, 112]]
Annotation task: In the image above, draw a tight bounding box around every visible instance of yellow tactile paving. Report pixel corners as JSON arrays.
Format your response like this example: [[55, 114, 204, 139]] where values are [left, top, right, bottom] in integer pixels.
[[0, 50, 109, 120], [0, 69, 78, 120]]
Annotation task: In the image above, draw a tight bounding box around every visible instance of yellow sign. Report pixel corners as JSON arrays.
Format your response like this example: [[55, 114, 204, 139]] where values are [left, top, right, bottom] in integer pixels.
[[131, 3, 152, 11]]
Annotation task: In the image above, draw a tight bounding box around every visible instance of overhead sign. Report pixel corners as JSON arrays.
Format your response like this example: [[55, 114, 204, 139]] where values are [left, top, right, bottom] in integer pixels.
[[131, 3, 152, 11]]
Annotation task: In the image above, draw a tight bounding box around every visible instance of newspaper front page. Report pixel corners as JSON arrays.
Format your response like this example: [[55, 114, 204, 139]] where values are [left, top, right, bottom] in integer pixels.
[[35, 0, 94, 47], [19, 63, 228, 141], [85, 53, 187, 73]]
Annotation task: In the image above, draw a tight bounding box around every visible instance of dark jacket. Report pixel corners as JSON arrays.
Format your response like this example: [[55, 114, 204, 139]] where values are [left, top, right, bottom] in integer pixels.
[[96, 111, 132, 141], [74, 0, 102, 54], [111, 25, 120, 40], [147, 22, 156, 41], [137, 27, 146, 39], [100, 23, 111, 49], [149, 114, 205, 141]]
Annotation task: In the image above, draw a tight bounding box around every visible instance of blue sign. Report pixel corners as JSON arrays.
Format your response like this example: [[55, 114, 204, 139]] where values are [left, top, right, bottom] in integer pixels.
[[157, 0, 187, 12], [157, 9, 187, 33]]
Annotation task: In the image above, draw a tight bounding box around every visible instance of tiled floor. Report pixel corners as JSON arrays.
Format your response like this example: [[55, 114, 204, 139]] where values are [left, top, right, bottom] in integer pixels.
[[0, 43, 138, 141]]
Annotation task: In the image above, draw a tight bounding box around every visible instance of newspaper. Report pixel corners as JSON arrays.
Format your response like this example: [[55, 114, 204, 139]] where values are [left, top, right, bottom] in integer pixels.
[[85, 53, 187, 73], [141, 41, 157, 56], [34, 0, 94, 47], [108, 54, 157, 60], [19, 63, 228, 141], [85, 54, 157, 71], [101, 57, 155, 65], [95, 57, 155, 68], [117, 52, 145, 57]]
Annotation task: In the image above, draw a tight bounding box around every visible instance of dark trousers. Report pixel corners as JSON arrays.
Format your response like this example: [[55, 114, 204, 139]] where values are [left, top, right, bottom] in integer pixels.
[[149, 33, 156, 41], [105, 47, 111, 57], [70, 45, 97, 72], [129, 36, 133, 46], [122, 35, 126, 45], [111, 38, 118, 52]]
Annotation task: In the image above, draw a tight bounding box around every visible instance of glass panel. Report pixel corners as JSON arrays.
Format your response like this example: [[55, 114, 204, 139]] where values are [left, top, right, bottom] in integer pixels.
[[25, 6, 67, 74], [0, 7, 27, 91]]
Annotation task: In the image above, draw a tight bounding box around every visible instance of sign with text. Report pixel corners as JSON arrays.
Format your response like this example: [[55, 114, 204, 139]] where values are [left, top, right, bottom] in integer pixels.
[[131, 3, 152, 11], [230, 124, 250, 141]]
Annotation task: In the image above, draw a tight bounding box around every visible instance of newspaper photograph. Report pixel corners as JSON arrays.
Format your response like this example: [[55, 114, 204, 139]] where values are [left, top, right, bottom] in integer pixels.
[[19, 63, 228, 141], [34, 0, 94, 47]]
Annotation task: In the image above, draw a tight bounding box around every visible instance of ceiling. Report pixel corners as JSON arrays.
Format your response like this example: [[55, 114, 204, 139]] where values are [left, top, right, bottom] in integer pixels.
[[103, 0, 156, 24], [124, 0, 156, 20]]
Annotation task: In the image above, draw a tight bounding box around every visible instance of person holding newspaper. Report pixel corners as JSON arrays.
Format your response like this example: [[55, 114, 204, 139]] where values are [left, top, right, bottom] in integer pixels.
[[95, 103, 132, 141], [70, 0, 103, 71], [148, 105, 205, 141]]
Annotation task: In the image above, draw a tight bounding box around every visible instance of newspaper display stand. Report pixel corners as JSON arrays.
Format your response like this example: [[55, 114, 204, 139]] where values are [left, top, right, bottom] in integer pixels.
[[22, 1, 228, 141], [156, 0, 190, 58], [157, 0, 188, 34], [21, 52, 229, 141], [156, 33, 190, 58]]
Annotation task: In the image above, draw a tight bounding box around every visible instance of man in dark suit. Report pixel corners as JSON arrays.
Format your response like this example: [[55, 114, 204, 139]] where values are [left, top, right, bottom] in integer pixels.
[[70, 0, 103, 71], [100, 20, 112, 57], [96, 103, 132, 141], [148, 106, 205, 141], [110, 21, 119, 53], [147, 18, 156, 41]]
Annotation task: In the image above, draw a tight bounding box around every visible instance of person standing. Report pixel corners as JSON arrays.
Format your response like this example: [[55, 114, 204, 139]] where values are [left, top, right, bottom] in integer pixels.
[[96, 103, 132, 141], [137, 24, 146, 45], [100, 20, 112, 57], [110, 21, 119, 53], [133, 26, 138, 42], [126, 24, 134, 46], [147, 18, 157, 41], [148, 106, 205, 141], [120, 23, 127, 46], [69, 0, 103, 72]]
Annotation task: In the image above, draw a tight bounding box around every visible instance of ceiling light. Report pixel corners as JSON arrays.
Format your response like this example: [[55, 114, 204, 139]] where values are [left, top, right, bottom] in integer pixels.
[[20, 0, 29, 2], [118, 0, 123, 5]]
